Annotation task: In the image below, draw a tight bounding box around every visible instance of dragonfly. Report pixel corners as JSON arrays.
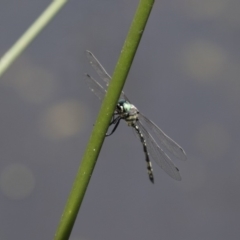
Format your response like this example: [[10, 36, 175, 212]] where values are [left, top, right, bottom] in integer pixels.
[[85, 50, 187, 183]]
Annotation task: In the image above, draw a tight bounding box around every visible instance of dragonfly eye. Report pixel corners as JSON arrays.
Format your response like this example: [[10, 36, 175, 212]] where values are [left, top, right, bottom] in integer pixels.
[[117, 104, 123, 113]]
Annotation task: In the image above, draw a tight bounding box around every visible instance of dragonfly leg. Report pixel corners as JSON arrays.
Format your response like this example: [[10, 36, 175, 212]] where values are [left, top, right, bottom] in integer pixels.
[[106, 116, 122, 137], [109, 113, 119, 125]]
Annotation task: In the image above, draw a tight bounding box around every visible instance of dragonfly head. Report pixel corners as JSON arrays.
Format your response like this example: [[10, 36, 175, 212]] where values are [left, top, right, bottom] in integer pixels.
[[117, 99, 131, 114], [117, 99, 139, 124]]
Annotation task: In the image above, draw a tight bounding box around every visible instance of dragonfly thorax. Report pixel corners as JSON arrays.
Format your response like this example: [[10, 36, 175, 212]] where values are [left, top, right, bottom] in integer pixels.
[[117, 99, 139, 125]]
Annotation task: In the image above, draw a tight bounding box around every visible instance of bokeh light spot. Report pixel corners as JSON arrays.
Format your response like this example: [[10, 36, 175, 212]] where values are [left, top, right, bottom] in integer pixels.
[[39, 100, 86, 140], [0, 164, 35, 200], [181, 40, 227, 83], [2, 55, 57, 104]]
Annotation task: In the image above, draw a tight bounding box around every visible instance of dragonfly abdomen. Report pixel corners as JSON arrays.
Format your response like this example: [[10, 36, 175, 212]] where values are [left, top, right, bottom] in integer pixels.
[[132, 123, 154, 183]]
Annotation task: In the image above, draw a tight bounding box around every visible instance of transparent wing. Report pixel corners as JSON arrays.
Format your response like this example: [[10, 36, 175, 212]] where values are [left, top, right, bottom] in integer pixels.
[[85, 50, 129, 101], [84, 73, 106, 100], [139, 113, 187, 161], [137, 120, 182, 180]]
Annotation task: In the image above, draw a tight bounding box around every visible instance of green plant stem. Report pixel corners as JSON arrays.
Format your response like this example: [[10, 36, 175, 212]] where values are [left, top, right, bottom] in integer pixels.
[[54, 0, 155, 239], [0, 0, 68, 78]]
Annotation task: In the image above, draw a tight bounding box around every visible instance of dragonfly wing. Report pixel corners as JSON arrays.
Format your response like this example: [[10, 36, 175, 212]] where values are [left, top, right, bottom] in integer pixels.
[[84, 73, 106, 100], [139, 113, 187, 161], [137, 120, 182, 181], [86, 50, 111, 85], [86, 50, 130, 102]]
